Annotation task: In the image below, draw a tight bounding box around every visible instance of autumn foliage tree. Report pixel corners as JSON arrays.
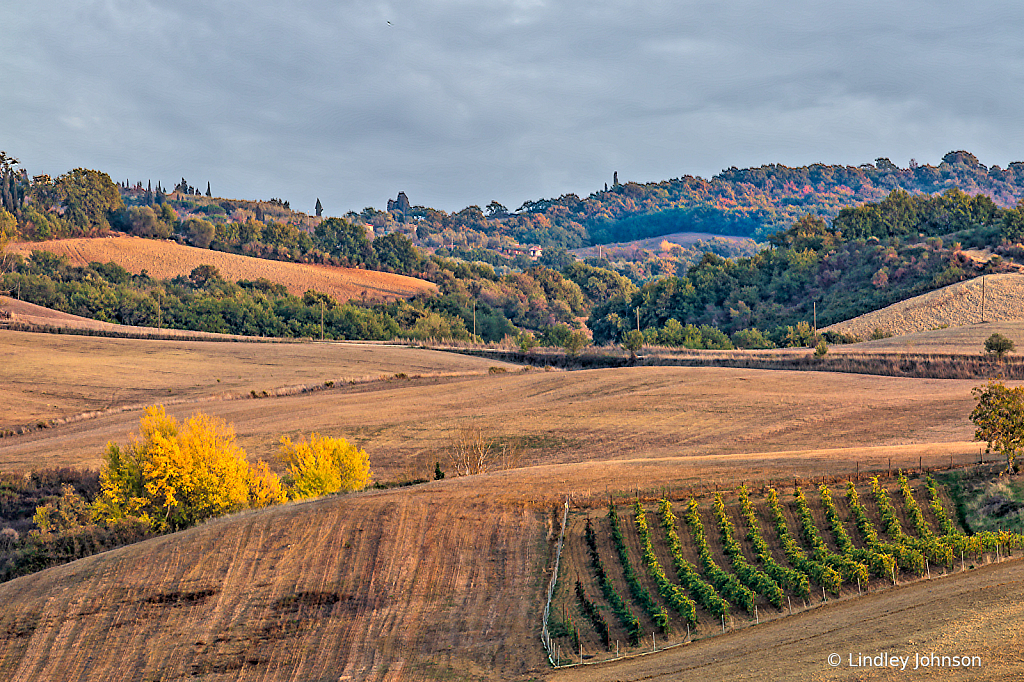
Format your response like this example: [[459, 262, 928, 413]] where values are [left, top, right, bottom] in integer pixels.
[[278, 434, 372, 499], [93, 406, 285, 531]]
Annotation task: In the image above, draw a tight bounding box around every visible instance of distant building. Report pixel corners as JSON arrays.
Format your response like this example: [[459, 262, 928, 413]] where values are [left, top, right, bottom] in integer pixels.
[[502, 245, 544, 261], [387, 191, 411, 214]]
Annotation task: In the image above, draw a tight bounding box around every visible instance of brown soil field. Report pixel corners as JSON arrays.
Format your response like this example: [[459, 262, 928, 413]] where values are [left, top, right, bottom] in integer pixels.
[[0, 329, 518, 434], [0, 364, 990, 479], [8, 235, 437, 302], [0, 483, 549, 682], [824, 273, 1024, 339]]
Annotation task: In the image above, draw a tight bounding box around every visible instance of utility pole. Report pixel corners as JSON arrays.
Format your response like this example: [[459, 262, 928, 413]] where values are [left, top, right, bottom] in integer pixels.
[[320, 300, 325, 341], [636, 307, 640, 332], [473, 299, 477, 338], [813, 301, 817, 332], [981, 275, 986, 323]]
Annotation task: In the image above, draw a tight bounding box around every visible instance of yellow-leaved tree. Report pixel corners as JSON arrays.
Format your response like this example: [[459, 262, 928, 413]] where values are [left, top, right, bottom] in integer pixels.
[[279, 434, 372, 500], [94, 406, 285, 530]]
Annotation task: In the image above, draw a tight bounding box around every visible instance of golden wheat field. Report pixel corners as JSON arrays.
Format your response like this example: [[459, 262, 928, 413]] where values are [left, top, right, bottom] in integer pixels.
[[2, 330, 1023, 681], [824, 273, 1024, 339], [8, 236, 437, 302]]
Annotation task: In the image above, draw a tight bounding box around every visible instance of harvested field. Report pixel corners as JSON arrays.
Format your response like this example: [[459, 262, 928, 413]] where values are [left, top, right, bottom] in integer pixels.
[[824, 273, 1024, 339], [0, 329, 518, 432], [7, 235, 436, 302], [2, 333, 1017, 681], [828, 319, 1024, 355], [0, 483, 549, 682], [0, 363, 990, 481]]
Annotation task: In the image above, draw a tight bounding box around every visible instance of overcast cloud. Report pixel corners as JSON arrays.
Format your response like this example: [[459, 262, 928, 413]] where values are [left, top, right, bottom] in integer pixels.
[[3, 1, 1024, 216]]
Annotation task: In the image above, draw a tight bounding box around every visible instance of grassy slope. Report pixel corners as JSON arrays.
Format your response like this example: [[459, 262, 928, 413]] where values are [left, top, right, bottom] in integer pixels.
[[8, 236, 437, 302], [824, 273, 1024, 340]]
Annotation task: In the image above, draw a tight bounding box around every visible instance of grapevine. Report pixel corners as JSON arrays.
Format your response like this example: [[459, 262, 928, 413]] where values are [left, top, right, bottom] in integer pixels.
[[607, 503, 669, 632], [766, 488, 842, 594], [738, 485, 810, 598], [585, 518, 642, 645], [633, 501, 698, 625], [712, 493, 784, 607]]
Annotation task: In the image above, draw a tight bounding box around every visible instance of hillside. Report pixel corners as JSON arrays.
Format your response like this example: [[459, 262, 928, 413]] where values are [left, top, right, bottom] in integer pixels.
[[0, 329, 517, 434], [8, 236, 436, 303], [0, 482, 548, 681], [0, 359, 985, 477], [0, 323, 1020, 681], [824, 273, 1024, 340]]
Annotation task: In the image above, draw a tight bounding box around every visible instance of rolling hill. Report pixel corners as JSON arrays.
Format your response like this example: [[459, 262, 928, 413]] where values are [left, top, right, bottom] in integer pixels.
[[8, 236, 436, 303], [824, 273, 1024, 340], [0, 331, 1020, 680]]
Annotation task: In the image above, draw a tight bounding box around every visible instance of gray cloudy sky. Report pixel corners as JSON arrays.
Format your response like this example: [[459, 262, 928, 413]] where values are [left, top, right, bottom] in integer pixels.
[[3, 1, 1024, 216]]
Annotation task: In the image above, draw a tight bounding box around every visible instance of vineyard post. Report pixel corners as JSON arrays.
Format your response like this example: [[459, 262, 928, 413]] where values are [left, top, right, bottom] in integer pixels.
[[857, 576, 861, 596], [721, 614, 725, 633], [616, 640, 618, 658], [653, 632, 656, 652], [919, 455, 922, 472], [822, 586, 826, 603], [686, 622, 690, 640], [926, 558, 930, 579], [891, 565, 897, 585], [580, 641, 582, 665], [755, 604, 759, 624], [962, 550, 965, 572], [788, 595, 793, 615]]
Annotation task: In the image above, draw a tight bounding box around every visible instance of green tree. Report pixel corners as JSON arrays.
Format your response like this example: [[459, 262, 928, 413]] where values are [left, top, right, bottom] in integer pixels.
[[278, 433, 372, 499], [314, 217, 377, 267], [563, 330, 589, 356], [53, 168, 124, 235], [0, 208, 17, 274], [622, 329, 644, 356], [970, 381, 1024, 474], [183, 217, 216, 248], [373, 232, 422, 273], [985, 333, 1015, 360]]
